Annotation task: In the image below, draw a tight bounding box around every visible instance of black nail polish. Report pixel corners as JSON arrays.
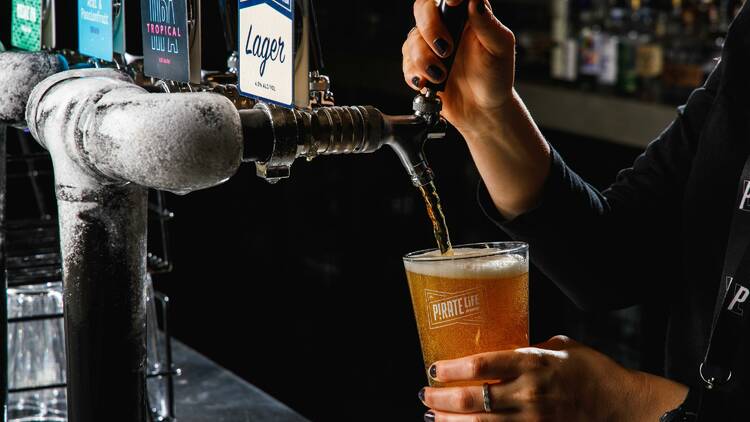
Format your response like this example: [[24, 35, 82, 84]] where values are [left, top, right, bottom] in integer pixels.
[[426, 65, 444, 81], [418, 387, 426, 403], [428, 364, 437, 379], [433, 38, 449, 57], [412, 76, 421, 88], [476, 0, 486, 15], [424, 410, 435, 422]]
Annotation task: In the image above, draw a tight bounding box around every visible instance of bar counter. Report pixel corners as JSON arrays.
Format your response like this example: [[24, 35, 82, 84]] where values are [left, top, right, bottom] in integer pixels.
[[173, 340, 310, 422]]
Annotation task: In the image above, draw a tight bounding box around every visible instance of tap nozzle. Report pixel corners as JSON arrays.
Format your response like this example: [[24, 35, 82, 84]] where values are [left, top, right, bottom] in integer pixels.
[[412, 88, 443, 127]]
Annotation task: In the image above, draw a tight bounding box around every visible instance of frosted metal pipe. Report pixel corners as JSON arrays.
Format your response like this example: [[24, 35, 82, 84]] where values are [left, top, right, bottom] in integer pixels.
[[26, 68, 242, 422], [0, 51, 67, 127]]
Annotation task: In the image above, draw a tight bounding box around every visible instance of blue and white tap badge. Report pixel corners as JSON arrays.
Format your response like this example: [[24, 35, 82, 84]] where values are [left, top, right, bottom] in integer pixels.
[[78, 0, 114, 61], [238, 0, 294, 108]]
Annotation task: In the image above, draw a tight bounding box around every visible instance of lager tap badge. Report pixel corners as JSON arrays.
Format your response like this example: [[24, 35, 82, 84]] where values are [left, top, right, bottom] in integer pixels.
[[12, 0, 43, 51], [140, 0, 197, 83], [78, 0, 114, 61], [238, 0, 295, 107]]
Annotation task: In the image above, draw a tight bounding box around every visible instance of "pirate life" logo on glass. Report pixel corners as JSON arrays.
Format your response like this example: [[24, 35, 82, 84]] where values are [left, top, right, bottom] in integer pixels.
[[425, 287, 485, 330]]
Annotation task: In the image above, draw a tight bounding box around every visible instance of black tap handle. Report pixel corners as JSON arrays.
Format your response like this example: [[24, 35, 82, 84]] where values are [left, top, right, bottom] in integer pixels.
[[426, 0, 469, 92]]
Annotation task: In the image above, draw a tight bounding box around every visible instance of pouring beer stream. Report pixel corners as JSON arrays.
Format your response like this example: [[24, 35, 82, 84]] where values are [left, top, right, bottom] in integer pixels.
[[408, 0, 469, 255]]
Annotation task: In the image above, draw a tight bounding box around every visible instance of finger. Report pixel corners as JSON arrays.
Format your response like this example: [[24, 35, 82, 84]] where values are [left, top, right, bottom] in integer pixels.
[[425, 409, 524, 422], [422, 383, 523, 414], [467, 0, 515, 57], [414, 0, 456, 58], [406, 32, 447, 84], [430, 350, 541, 383], [402, 55, 424, 90]]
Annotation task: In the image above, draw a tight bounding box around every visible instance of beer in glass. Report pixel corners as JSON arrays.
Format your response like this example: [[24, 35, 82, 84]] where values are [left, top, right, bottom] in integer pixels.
[[403, 242, 529, 386]]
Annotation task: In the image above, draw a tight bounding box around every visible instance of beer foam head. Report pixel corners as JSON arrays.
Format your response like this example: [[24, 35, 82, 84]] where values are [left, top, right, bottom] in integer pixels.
[[404, 246, 528, 279]]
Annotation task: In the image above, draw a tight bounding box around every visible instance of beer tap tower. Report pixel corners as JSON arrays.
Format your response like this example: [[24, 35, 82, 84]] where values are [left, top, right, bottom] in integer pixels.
[[1, 0, 200, 419], [23, 68, 242, 422]]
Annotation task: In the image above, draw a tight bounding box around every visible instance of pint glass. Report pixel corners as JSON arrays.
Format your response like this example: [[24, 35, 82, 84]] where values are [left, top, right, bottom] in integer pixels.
[[403, 242, 529, 386]]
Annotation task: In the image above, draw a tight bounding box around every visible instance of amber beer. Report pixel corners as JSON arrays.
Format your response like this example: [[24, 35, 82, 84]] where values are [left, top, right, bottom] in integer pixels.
[[403, 242, 529, 386]]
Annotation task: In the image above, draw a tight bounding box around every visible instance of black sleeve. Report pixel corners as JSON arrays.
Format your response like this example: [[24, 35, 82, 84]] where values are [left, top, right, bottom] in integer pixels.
[[478, 63, 722, 311]]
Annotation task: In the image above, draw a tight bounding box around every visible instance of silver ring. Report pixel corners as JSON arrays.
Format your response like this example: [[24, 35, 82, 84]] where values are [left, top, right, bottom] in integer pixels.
[[482, 382, 492, 413]]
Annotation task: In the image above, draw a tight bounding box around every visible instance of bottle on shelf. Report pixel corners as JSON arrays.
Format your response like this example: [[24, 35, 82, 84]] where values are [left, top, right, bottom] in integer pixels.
[[578, 1, 604, 90], [551, 0, 579, 83], [634, 2, 665, 101], [598, 5, 621, 93]]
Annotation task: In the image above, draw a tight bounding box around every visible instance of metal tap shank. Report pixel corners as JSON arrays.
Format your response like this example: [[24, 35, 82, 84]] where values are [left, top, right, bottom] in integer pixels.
[[239, 104, 439, 186]]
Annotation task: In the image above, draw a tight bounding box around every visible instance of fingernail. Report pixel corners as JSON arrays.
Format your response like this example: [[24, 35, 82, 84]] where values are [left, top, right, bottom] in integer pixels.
[[428, 364, 437, 379], [424, 410, 435, 422], [418, 387, 426, 404], [412, 76, 421, 88], [433, 38, 450, 57], [476, 0, 486, 15], [426, 65, 444, 81]]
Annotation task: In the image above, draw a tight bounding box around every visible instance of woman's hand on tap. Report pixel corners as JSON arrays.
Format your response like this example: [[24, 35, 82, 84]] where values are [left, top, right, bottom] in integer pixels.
[[418, 336, 689, 422], [403, 0, 551, 219], [402, 0, 515, 136]]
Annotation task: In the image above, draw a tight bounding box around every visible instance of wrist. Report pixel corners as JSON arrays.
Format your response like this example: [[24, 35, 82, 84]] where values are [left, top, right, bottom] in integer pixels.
[[455, 89, 551, 219], [606, 370, 688, 422], [454, 89, 519, 144]]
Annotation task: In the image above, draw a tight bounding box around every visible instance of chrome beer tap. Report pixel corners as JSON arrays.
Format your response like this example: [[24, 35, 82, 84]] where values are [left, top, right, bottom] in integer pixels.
[[236, 0, 467, 187]]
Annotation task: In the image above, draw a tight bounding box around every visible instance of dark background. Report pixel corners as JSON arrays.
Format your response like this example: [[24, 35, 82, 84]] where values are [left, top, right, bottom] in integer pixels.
[[1, 1, 667, 421]]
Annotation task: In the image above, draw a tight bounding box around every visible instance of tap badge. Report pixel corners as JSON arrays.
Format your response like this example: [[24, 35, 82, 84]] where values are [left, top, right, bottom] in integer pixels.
[[11, 0, 43, 51], [140, 0, 192, 83], [425, 288, 486, 329], [78, 0, 114, 61], [238, 0, 294, 107]]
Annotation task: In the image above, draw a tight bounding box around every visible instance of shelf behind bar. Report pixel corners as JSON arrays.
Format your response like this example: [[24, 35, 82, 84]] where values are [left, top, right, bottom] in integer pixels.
[[516, 82, 678, 149]]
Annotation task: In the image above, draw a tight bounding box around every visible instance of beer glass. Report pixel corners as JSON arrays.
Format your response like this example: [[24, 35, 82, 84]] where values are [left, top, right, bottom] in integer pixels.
[[403, 242, 529, 386]]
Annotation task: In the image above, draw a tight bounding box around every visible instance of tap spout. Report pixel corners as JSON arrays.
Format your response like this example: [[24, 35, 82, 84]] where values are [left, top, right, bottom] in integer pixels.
[[381, 113, 440, 187]]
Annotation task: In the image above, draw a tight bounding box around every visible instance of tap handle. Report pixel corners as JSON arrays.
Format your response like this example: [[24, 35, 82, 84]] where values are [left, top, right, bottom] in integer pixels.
[[425, 0, 469, 93]]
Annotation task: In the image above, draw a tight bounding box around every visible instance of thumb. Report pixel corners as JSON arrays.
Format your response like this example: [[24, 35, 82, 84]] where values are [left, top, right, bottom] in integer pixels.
[[467, 0, 515, 58]]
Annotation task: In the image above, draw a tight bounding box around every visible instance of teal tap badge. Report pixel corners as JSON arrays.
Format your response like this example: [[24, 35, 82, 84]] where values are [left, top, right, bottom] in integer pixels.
[[78, 0, 114, 61], [12, 0, 43, 51]]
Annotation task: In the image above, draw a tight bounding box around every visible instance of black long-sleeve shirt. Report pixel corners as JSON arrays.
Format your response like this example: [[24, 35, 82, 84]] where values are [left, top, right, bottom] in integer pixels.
[[478, 5, 750, 418]]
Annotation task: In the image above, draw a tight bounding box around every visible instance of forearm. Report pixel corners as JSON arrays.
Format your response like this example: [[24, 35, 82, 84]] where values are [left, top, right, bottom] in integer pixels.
[[459, 89, 551, 219]]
